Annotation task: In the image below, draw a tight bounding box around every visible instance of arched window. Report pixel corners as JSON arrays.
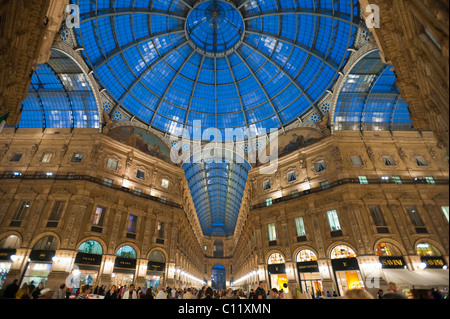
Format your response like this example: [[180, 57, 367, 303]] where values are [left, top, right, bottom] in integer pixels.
[[268, 253, 285, 265], [148, 250, 165, 263], [296, 249, 318, 262], [416, 243, 441, 257], [0, 235, 20, 249], [33, 236, 58, 250], [116, 245, 137, 259], [376, 242, 403, 256], [330, 245, 356, 259], [78, 240, 103, 255]]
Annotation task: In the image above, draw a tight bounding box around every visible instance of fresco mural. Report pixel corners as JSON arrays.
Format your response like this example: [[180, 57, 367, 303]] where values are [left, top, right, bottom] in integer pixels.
[[259, 127, 325, 159], [107, 126, 171, 162]]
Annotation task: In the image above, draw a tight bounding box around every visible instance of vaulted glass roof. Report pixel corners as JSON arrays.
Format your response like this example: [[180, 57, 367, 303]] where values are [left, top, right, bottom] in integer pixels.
[[74, 0, 361, 139], [183, 154, 251, 237], [333, 50, 413, 131], [18, 49, 100, 130]]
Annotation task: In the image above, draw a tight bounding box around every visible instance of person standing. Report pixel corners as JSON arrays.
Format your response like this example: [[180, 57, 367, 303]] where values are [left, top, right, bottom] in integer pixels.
[[270, 288, 282, 299], [31, 282, 44, 299], [383, 282, 408, 299], [122, 284, 138, 299], [377, 289, 384, 299], [16, 283, 29, 299], [52, 283, 67, 299], [156, 285, 167, 299], [104, 285, 118, 299], [255, 282, 266, 299], [3, 279, 19, 299]]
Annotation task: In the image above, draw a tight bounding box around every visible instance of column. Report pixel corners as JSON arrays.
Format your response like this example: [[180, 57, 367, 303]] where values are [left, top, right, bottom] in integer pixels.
[[98, 255, 115, 288], [46, 250, 77, 290], [4, 248, 31, 286], [317, 258, 335, 296]]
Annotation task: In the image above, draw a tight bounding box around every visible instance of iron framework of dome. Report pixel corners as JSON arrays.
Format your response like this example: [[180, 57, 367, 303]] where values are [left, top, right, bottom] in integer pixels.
[[72, 0, 362, 140]]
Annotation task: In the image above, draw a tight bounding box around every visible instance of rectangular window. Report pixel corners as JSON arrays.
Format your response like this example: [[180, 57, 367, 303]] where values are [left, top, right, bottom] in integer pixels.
[[72, 153, 84, 163], [268, 223, 277, 241], [161, 178, 169, 189], [287, 172, 297, 182], [93, 207, 105, 226], [263, 180, 271, 190], [359, 176, 369, 184], [350, 155, 363, 166], [160, 196, 167, 203], [291, 190, 299, 198], [441, 206, 449, 222], [315, 160, 327, 172], [157, 222, 165, 238], [41, 153, 53, 163], [67, 172, 77, 179], [382, 156, 395, 166], [136, 170, 145, 180], [406, 206, 425, 227], [134, 188, 142, 196], [107, 158, 119, 170], [128, 215, 138, 233], [369, 206, 387, 227], [327, 210, 341, 231], [10, 153, 22, 162], [103, 178, 113, 187], [49, 201, 65, 221], [266, 198, 273, 206], [425, 176, 435, 184], [415, 156, 428, 167], [392, 176, 402, 184], [295, 217, 306, 237], [381, 176, 389, 182], [320, 181, 330, 190], [13, 201, 30, 221]]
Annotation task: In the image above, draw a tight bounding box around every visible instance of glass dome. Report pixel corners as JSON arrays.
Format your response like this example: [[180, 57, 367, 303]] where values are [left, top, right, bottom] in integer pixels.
[[74, 0, 361, 140]]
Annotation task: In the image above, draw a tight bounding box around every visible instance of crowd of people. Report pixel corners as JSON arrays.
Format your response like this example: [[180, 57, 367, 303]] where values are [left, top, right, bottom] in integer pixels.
[[0, 279, 447, 300]]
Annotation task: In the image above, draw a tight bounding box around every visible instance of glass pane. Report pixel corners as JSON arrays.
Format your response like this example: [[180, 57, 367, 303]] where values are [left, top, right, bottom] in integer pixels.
[[295, 217, 306, 236], [268, 223, 277, 241], [327, 210, 341, 231]]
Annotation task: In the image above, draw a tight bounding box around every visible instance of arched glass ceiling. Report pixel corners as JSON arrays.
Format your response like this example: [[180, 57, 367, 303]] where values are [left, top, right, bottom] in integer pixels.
[[183, 154, 251, 237], [333, 50, 413, 131], [17, 49, 100, 130], [74, 0, 361, 140]]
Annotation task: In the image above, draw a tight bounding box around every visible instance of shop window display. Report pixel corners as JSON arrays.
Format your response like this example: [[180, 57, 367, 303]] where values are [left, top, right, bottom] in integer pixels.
[[330, 245, 364, 295], [0, 235, 20, 289], [146, 250, 166, 290], [267, 253, 288, 293], [296, 249, 322, 298]]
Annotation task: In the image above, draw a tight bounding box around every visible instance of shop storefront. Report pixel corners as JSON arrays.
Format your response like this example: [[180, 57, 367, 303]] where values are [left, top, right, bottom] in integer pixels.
[[21, 236, 58, 286], [145, 250, 166, 290], [330, 245, 364, 296], [267, 253, 288, 293], [69, 240, 103, 290], [112, 245, 137, 287], [296, 249, 322, 298], [0, 235, 20, 289], [0, 249, 15, 290]]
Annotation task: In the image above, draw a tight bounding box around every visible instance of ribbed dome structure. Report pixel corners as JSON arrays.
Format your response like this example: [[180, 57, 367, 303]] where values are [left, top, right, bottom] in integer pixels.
[[75, 0, 361, 139]]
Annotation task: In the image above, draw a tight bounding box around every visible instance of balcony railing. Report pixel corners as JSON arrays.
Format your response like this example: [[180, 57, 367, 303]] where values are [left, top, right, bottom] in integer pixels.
[[250, 177, 449, 210], [0, 173, 183, 209]]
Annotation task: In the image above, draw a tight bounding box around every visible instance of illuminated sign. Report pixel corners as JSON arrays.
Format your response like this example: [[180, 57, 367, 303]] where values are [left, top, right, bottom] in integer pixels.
[[296, 261, 319, 273], [420, 257, 447, 269], [379, 256, 407, 269]]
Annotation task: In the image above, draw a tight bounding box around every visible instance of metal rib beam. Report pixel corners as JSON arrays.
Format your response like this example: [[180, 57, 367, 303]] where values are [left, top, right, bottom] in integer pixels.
[[149, 49, 196, 125]]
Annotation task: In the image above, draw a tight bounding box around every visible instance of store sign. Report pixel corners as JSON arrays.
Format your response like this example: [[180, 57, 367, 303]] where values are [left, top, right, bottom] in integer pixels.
[[147, 261, 165, 272], [331, 258, 360, 271], [29, 250, 55, 262], [379, 256, 407, 269], [0, 249, 16, 260], [268, 263, 286, 274], [420, 257, 447, 269], [296, 261, 319, 273], [75, 252, 102, 266], [114, 257, 136, 269]]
